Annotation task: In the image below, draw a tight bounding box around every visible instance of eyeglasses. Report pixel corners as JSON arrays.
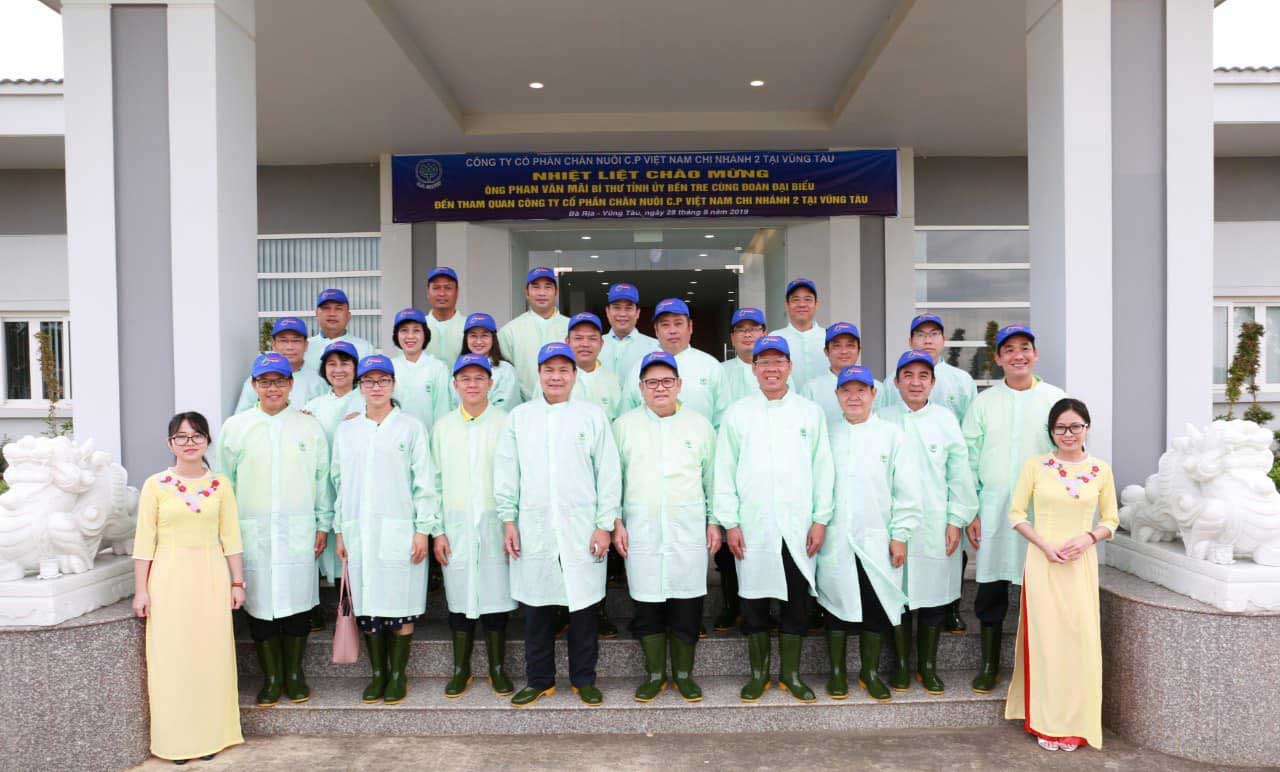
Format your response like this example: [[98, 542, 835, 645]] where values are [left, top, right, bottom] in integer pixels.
[[1052, 423, 1089, 436], [911, 330, 945, 341], [169, 434, 208, 446], [641, 377, 678, 390], [255, 378, 291, 391], [360, 378, 394, 389]]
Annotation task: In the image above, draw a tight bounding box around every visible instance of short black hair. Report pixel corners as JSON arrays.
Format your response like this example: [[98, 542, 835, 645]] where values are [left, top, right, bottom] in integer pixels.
[[318, 349, 358, 385], [1047, 398, 1091, 443], [393, 318, 432, 351]]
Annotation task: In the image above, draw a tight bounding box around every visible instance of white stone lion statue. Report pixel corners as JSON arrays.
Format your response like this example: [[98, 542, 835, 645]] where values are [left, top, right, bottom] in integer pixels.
[[0, 436, 138, 581], [1119, 420, 1280, 566]]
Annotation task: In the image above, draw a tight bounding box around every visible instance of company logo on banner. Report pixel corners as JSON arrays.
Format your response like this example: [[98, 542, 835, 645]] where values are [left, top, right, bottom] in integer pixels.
[[391, 149, 897, 222]]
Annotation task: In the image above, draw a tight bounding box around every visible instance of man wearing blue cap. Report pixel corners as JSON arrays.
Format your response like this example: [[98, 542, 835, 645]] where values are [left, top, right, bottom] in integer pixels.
[[771, 278, 827, 388], [800, 322, 890, 424], [815, 365, 921, 702], [498, 267, 570, 400], [715, 335, 834, 703], [429, 353, 517, 698], [424, 266, 466, 366], [564, 312, 623, 422], [960, 325, 1064, 694], [235, 317, 328, 414], [620, 298, 723, 426], [495, 341, 621, 707], [302, 288, 375, 374], [612, 350, 719, 703], [600, 283, 659, 378], [878, 350, 978, 695], [216, 353, 332, 707], [388, 308, 451, 433]]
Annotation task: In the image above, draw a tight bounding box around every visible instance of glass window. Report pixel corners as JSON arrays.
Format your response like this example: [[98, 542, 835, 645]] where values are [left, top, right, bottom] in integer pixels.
[[39, 321, 67, 400], [256, 235, 382, 346], [940, 346, 1003, 383], [4, 321, 30, 400], [1213, 305, 1228, 384], [915, 269, 1030, 303], [914, 308, 1030, 345], [916, 230, 1029, 264], [1268, 307, 1280, 385]]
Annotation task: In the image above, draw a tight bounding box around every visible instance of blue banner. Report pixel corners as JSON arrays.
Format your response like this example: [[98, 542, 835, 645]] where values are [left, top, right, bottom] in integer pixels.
[[392, 149, 897, 222]]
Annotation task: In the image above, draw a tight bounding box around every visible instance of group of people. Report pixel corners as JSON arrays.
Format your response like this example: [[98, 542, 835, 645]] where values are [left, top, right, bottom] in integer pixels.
[[131, 266, 1118, 763]]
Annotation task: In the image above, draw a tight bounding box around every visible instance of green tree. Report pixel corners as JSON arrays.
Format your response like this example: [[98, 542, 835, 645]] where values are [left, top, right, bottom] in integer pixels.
[[1223, 321, 1266, 421], [948, 328, 964, 368], [35, 328, 71, 437], [259, 319, 274, 354]]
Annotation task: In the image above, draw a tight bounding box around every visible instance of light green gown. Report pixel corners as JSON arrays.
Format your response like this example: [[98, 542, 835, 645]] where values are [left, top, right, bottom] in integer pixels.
[[493, 399, 621, 612], [799, 369, 890, 424], [426, 311, 466, 366], [389, 352, 451, 433], [448, 360, 523, 412], [881, 359, 978, 424], [331, 407, 440, 618], [431, 406, 517, 618], [497, 310, 570, 400], [570, 365, 623, 421], [234, 368, 328, 415], [215, 406, 332, 620], [713, 391, 835, 601], [303, 332, 374, 374], [614, 405, 716, 602], [816, 415, 920, 626], [600, 328, 659, 379], [719, 357, 799, 409], [771, 323, 828, 390], [878, 401, 978, 609], [961, 377, 1066, 584], [303, 388, 366, 582], [620, 346, 724, 426]]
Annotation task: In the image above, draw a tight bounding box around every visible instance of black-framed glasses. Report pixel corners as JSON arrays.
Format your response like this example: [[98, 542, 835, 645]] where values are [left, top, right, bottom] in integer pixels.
[[360, 378, 394, 389], [641, 377, 678, 390], [1052, 423, 1089, 436], [169, 434, 209, 446]]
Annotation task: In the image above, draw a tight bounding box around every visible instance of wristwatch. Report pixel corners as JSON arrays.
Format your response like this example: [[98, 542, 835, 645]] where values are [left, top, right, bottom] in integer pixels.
[[231, 581, 246, 589]]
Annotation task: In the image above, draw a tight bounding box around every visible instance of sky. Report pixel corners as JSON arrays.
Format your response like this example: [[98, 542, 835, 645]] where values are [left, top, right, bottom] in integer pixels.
[[0, 0, 1277, 81]]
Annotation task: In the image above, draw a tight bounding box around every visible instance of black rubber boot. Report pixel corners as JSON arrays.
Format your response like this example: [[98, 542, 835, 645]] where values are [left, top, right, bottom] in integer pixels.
[[916, 624, 945, 694], [971, 624, 1002, 693], [597, 602, 619, 639], [254, 637, 284, 707], [807, 602, 825, 635], [889, 623, 912, 692], [739, 632, 771, 702], [281, 634, 311, 703], [858, 631, 891, 702], [713, 570, 741, 632], [669, 634, 702, 702], [361, 632, 388, 703], [310, 605, 325, 633], [634, 633, 668, 702], [383, 632, 412, 704], [485, 629, 514, 696], [944, 598, 967, 634], [444, 629, 473, 698], [825, 629, 849, 698]]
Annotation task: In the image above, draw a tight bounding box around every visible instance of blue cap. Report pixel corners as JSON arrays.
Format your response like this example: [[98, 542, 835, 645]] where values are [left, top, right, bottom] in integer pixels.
[[895, 349, 936, 374], [252, 353, 293, 380], [825, 322, 862, 343], [427, 266, 459, 284], [607, 283, 640, 304], [785, 277, 818, 298], [357, 354, 395, 379], [653, 298, 691, 322], [463, 312, 497, 333], [393, 307, 428, 328], [996, 324, 1036, 348], [836, 365, 876, 389], [753, 335, 791, 358], [317, 288, 349, 307], [452, 353, 492, 375], [731, 307, 766, 328], [639, 350, 679, 376], [271, 316, 308, 338], [320, 340, 358, 362], [526, 266, 558, 286], [910, 313, 945, 334], [537, 341, 577, 367], [568, 312, 603, 333]]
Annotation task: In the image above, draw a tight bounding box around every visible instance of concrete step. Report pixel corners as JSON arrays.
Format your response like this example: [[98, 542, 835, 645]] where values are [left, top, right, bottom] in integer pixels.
[[240, 672, 1013, 736], [235, 615, 1015, 680]]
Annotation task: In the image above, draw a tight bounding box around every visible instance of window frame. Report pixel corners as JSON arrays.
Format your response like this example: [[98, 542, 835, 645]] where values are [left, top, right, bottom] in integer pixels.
[[0, 312, 72, 409], [1213, 297, 1280, 393], [256, 233, 383, 344]]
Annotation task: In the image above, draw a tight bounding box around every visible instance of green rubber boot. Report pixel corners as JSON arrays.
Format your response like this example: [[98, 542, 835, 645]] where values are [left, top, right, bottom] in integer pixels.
[[916, 624, 945, 694], [254, 637, 284, 707], [361, 632, 388, 703], [889, 623, 912, 692], [857, 631, 892, 701], [778, 633, 816, 702], [971, 624, 1002, 694], [444, 629, 474, 698], [669, 634, 702, 702], [634, 633, 668, 702], [511, 684, 555, 707], [944, 598, 967, 634], [825, 629, 849, 699], [485, 629, 515, 696], [382, 632, 412, 704], [739, 632, 772, 702], [281, 634, 311, 703], [573, 684, 604, 706], [713, 570, 740, 632]]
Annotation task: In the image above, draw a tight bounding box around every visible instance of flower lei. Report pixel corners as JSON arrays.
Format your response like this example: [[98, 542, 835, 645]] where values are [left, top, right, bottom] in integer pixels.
[[159, 473, 220, 512], [1041, 456, 1101, 499]]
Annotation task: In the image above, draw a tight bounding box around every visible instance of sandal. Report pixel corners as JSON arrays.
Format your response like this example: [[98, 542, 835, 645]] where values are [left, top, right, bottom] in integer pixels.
[[1037, 739, 1060, 751]]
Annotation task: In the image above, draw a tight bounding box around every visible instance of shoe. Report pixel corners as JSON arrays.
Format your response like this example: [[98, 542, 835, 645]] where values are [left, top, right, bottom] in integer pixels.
[[511, 684, 555, 707], [361, 632, 389, 703], [713, 569, 740, 632], [1037, 739, 1060, 752], [857, 631, 892, 702], [444, 629, 474, 698], [698, 623, 708, 639], [825, 629, 849, 699], [915, 624, 945, 694], [971, 624, 1002, 694], [200, 755, 215, 761], [1058, 741, 1080, 752], [172, 761, 187, 766], [281, 634, 311, 703], [310, 605, 325, 633], [573, 684, 604, 706], [634, 633, 668, 702], [253, 637, 284, 707], [944, 599, 966, 634], [382, 633, 412, 704], [889, 623, 911, 692], [739, 632, 771, 702], [669, 634, 702, 702], [597, 604, 619, 639], [778, 633, 816, 702], [485, 629, 515, 696]]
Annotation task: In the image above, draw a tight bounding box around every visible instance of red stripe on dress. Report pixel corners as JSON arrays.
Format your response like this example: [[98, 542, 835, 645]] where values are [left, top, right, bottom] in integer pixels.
[[1020, 575, 1087, 747]]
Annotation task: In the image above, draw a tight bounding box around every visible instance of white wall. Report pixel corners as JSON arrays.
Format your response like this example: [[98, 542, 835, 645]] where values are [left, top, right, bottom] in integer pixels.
[[0, 235, 68, 311], [1214, 221, 1280, 296]]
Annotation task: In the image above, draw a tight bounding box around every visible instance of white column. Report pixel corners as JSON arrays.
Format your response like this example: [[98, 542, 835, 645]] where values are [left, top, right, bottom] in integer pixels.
[[437, 222, 516, 325], [167, 0, 258, 429], [1026, 0, 1114, 460], [1164, 0, 1214, 437], [62, 3, 121, 457], [883, 146, 916, 374], [380, 153, 413, 350], [827, 215, 862, 326]]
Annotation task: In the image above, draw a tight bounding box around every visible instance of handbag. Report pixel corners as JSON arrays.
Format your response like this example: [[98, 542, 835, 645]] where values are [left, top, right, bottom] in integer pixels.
[[332, 559, 359, 664]]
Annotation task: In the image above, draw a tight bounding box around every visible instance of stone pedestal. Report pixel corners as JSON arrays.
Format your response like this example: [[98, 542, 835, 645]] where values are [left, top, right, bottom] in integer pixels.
[[1106, 532, 1280, 613], [0, 553, 135, 627]]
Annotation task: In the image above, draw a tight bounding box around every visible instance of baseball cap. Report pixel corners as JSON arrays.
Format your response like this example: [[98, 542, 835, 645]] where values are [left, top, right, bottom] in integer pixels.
[[731, 307, 766, 328], [271, 317, 308, 338], [836, 365, 876, 389], [251, 353, 293, 380], [996, 324, 1036, 348], [653, 298, 691, 322], [463, 312, 497, 333], [895, 349, 936, 374], [825, 322, 862, 344], [909, 313, 945, 335], [320, 340, 359, 362], [526, 266, 558, 286], [639, 350, 679, 376], [452, 353, 492, 376], [568, 312, 604, 333], [393, 308, 428, 328], [317, 288, 349, 306], [785, 277, 818, 298], [607, 283, 640, 305], [537, 341, 577, 367], [357, 355, 395, 379], [427, 266, 459, 284], [753, 335, 791, 359]]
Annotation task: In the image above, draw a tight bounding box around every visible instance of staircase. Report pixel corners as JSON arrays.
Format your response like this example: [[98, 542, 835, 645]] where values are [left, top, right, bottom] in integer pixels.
[[237, 581, 1016, 736]]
